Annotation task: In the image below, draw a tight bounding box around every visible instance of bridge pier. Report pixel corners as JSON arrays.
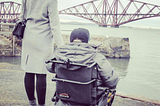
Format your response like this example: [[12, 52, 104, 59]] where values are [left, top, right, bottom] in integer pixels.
[[99, 25, 119, 28], [99, 25, 107, 27], [111, 25, 119, 28], [12, 36, 15, 56]]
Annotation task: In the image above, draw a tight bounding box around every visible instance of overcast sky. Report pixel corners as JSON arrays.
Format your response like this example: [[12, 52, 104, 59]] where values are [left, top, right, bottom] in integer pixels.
[[1, 0, 159, 9], [1, 0, 160, 27], [1, 0, 159, 10]]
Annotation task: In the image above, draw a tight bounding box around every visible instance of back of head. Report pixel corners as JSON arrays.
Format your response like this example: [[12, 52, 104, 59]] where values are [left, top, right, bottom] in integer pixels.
[[70, 28, 90, 43]]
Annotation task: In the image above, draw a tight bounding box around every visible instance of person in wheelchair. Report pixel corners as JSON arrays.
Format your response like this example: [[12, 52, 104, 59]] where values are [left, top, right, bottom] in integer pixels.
[[46, 28, 119, 106]]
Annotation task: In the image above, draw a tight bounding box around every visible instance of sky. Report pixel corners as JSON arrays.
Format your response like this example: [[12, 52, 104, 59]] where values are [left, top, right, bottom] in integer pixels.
[[1, 0, 159, 9], [57, 0, 160, 28], [1, 0, 160, 28]]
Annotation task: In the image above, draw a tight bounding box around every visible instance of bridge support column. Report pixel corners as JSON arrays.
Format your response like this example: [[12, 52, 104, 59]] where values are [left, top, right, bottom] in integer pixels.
[[111, 25, 119, 28], [12, 35, 15, 56], [0, 24, 2, 33], [99, 25, 107, 27]]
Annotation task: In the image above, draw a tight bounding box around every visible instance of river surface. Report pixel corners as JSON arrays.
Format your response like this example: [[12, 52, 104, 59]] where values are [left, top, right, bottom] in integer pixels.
[[0, 24, 160, 100]]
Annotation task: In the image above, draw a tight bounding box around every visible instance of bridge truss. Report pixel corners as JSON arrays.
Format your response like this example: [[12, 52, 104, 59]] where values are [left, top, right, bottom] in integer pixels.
[[0, 1, 21, 23], [0, 0, 160, 27], [59, 0, 160, 27]]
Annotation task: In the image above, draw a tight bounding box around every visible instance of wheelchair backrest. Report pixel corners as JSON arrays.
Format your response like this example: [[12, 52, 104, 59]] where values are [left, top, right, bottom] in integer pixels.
[[52, 59, 98, 105]]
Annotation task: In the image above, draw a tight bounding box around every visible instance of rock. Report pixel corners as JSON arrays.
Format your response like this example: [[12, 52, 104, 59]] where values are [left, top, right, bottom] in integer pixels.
[[89, 35, 130, 58], [62, 35, 130, 58], [0, 34, 130, 58]]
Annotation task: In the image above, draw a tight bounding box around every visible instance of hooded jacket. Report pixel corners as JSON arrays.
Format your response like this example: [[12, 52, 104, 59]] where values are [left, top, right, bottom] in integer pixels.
[[47, 43, 119, 105]]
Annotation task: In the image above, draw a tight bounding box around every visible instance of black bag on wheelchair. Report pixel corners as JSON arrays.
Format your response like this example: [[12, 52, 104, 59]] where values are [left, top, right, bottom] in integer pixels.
[[50, 59, 98, 105], [97, 87, 116, 106]]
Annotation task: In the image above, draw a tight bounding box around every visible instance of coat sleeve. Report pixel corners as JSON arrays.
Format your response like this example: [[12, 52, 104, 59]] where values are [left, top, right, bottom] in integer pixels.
[[48, 0, 64, 47], [94, 54, 119, 89], [45, 53, 57, 73]]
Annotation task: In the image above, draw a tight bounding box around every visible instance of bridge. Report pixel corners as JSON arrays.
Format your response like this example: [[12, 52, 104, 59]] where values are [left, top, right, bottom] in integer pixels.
[[0, 1, 21, 23], [0, 0, 160, 27]]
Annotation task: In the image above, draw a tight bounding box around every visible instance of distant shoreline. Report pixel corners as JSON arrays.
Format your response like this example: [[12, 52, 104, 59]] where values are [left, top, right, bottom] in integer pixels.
[[1, 22, 160, 30], [59, 21, 160, 30]]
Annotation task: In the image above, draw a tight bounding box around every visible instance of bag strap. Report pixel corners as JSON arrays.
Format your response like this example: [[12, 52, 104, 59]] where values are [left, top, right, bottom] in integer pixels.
[[22, 0, 27, 20]]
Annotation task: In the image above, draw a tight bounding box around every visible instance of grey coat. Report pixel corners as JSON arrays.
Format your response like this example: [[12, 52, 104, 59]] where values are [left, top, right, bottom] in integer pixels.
[[20, 0, 64, 74], [47, 43, 119, 105]]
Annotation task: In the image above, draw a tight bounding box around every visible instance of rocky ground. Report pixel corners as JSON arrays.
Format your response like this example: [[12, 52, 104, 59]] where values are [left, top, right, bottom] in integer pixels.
[[0, 63, 160, 106]]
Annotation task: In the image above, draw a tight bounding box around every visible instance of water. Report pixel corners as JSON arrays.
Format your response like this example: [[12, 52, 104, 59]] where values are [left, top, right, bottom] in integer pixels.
[[0, 56, 21, 65], [0, 24, 160, 100], [61, 24, 160, 101]]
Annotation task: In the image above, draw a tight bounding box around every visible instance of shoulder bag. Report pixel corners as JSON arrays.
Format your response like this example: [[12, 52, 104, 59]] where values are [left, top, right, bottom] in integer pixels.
[[12, 0, 27, 39]]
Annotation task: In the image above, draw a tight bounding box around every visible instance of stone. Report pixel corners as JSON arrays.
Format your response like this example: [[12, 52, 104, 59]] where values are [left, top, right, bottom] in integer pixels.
[[0, 34, 130, 58], [88, 35, 130, 58]]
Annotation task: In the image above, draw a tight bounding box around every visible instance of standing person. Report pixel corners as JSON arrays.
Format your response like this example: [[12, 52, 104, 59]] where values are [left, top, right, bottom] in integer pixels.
[[20, 0, 64, 106]]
